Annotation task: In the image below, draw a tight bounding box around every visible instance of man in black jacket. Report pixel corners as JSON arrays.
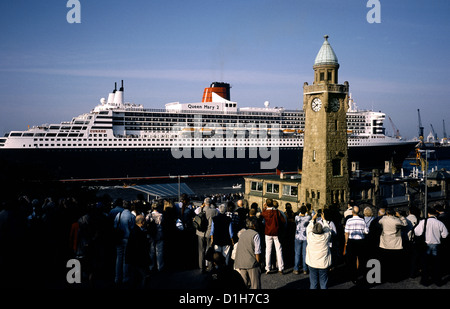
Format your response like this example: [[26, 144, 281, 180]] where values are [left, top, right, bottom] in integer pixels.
[[126, 214, 151, 288], [211, 204, 234, 266]]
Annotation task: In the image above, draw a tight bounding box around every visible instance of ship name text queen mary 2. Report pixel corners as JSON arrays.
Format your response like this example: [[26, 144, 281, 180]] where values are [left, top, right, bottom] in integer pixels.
[[0, 37, 416, 182]]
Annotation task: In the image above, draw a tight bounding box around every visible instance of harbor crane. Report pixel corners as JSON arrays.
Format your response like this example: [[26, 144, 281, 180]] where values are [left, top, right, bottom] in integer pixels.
[[417, 109, 424, 141], [443, 119, 448, 143], [388, 116, 401, 139], [430, 124, 438, 141]]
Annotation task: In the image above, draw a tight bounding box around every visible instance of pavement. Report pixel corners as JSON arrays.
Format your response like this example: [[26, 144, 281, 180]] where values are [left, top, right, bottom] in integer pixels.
[[42, 263, 448, 307], [146, 263, 450, 290]]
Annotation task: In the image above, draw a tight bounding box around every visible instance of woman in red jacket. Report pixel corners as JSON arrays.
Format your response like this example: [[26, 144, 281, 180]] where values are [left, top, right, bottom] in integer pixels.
[[261, 199, 286, 274]]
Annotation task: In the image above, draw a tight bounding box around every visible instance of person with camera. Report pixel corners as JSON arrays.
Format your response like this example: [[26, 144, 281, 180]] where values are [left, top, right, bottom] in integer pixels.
[[293, 205, 311, 275], [377, 208, 407, 283], [305, 210, 332, 289]]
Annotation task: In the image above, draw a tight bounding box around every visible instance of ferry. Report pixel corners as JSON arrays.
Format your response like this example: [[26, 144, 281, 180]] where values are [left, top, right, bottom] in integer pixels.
[[0, 81, 417, 183]]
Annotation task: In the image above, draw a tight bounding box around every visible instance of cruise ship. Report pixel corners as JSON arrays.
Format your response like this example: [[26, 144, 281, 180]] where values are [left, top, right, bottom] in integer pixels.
[[0, 81, 417, 183]]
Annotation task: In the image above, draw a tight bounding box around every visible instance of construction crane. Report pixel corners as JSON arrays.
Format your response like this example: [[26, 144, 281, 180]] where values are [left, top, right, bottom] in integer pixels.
[[417, 109, 424, 141], [388, 116, 401, 139]]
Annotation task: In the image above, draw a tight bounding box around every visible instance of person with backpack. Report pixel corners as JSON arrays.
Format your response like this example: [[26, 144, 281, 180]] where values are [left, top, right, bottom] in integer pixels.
[[194, 197, 217, 273], [261, 199, 286, 274]]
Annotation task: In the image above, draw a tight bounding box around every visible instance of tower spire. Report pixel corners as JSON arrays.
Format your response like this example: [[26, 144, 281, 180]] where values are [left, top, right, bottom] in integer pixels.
[[313, 35, 340, 84], [314, 35, 339, 66]]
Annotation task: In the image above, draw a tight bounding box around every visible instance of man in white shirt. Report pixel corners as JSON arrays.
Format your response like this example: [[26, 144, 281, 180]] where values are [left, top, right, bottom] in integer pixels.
[[343, 206, 368, 284], [414, 207, 449, 286]]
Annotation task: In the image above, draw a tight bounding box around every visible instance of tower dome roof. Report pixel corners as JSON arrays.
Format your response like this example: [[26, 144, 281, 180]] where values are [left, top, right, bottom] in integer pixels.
[[314, 35, 339, 66]]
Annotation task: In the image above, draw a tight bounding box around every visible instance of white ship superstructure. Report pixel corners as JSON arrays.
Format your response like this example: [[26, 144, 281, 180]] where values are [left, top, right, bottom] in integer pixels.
[[1, 82, 403, 151], [0, 81, 417, 181]]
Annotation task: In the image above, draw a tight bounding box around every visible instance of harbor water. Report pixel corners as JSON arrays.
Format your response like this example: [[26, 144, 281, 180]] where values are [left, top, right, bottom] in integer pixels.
[[402, 158, 450, 175]]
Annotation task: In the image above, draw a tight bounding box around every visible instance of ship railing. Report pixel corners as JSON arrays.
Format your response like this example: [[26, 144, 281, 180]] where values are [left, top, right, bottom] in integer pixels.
[[123, 107, 302, 117]]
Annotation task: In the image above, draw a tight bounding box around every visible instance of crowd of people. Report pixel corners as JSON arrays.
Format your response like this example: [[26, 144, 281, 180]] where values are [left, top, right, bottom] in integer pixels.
[[0, 190, 449, 289]]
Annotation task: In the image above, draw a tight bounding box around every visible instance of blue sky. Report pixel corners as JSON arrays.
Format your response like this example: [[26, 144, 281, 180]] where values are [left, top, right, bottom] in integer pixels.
[[0, 0, 449, 139]]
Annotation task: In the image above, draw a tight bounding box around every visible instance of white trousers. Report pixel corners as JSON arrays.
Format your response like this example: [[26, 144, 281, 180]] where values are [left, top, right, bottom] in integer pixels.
[[265, 235, 284, 271]]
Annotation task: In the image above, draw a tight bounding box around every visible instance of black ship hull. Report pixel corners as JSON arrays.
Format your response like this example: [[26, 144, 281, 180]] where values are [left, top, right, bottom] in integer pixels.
[[0, 142, 416, 184]]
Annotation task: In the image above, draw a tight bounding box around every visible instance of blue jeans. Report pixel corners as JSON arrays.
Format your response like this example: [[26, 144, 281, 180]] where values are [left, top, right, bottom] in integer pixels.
[[294, 239, 307, 271], [309, 267, 328, 289], [115, 238, 130, 284], [422, 244, 442, 284], [149, 238, 165, 271]]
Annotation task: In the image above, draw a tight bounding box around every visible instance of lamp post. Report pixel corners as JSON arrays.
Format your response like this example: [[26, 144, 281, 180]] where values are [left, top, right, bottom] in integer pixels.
[[170, 175, 189, 202], [419, 149, 435, 218]]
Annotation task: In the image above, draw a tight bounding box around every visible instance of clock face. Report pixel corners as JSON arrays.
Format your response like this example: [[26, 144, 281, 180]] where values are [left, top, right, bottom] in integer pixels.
[[330, 98, 340, 112], [311, 98, 322, 112]]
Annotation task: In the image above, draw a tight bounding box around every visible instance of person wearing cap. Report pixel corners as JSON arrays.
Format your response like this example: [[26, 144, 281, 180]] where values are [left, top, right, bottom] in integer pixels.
[[305, 211, 332, 289]]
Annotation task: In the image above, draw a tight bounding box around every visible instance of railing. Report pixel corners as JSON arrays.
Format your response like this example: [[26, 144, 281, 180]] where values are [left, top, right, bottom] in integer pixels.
[[303, 83, 349, 94]]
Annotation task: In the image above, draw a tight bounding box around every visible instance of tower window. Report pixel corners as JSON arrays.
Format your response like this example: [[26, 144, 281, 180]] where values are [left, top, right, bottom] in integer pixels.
[[320, 72, 324, 81], [332, 159, 342, 176], [327, 71, 332, 81]]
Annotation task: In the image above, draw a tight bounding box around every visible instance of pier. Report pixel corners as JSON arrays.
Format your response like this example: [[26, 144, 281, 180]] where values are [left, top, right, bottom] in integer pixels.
[[350, 164, 450, 212]]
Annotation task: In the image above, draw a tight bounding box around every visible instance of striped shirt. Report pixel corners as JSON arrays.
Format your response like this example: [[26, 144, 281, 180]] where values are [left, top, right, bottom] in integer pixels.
[[345, 216, 369, 240]]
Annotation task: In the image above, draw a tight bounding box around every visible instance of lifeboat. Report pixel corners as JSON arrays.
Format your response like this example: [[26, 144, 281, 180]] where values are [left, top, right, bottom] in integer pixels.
[[283, 129, 295, 135]]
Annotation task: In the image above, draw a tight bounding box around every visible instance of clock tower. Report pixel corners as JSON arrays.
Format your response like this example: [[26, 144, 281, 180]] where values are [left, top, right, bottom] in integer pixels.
[[300, 35, 349, 211]]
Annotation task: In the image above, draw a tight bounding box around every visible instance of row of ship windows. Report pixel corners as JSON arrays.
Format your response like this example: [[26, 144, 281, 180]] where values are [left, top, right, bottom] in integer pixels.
[[21, 144, 302, 149], [29, 137, 299, 143], [120, 113, 303, 119], [21, 121, 374, 135]]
